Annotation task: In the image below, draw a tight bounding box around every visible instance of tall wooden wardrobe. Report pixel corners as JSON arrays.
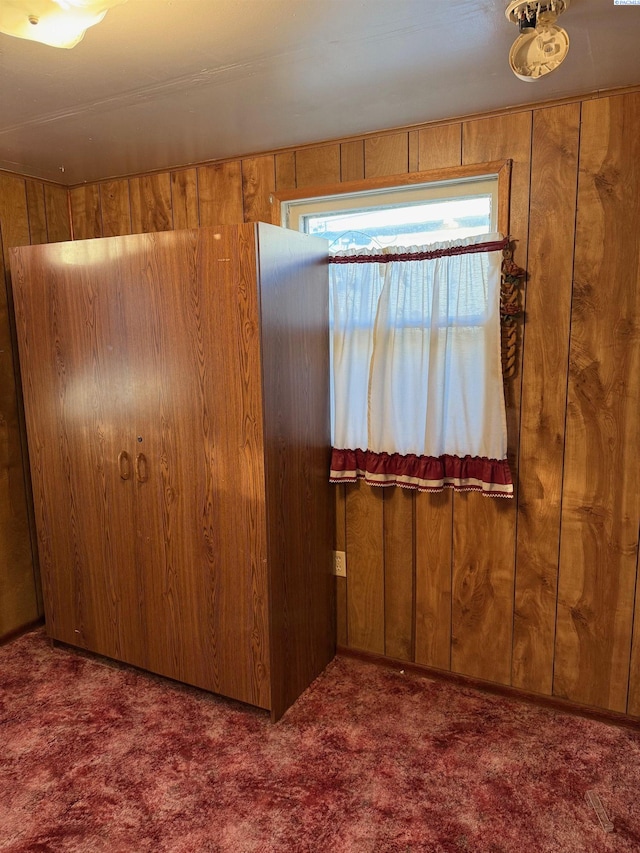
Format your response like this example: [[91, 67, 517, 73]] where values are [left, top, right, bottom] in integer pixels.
[[10, 222, 334, 721]]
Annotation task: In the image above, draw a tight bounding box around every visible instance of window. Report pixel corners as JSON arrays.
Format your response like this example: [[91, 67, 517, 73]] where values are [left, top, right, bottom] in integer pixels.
[[275, 163, 513, 497], [283, 175, 498, 252]]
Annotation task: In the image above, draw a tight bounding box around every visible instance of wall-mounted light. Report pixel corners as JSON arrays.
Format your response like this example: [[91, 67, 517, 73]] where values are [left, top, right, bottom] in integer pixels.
[[0, 0, 126, 49], [505, 0, 570, 81]]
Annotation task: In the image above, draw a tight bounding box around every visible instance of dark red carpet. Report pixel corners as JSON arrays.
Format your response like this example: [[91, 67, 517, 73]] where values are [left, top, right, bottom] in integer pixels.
[[1, 630, 639, 852]]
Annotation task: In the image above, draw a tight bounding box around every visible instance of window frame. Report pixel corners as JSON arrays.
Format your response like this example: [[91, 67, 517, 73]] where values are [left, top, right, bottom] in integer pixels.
[[269, 159, 512, 238]]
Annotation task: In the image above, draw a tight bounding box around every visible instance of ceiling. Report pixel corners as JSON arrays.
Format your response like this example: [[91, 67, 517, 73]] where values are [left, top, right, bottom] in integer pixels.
[[0, 0, 639, 186]]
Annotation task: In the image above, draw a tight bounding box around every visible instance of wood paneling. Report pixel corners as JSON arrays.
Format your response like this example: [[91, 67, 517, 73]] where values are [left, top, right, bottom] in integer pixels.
[[364, 133, 409, 177], [335, 485, 348, 647], [451, 111, 532, 685], [25, 182, 47, 246], [340, 141, 364, 182], [554, 93, 640, 713], [0, 172, 44, 639], [197, 162, 243, 226], [346, 482, 384, 653], [69, 185, 102, 239], [415, 491, 453, 670], [383, 488, 414, 661], [170, 169, 199, 230], [512, 103, 580, 695], [44, 184, 71, 243], [129, 173, 172, 233], [295, 145, 340, 188], [100, 179, 132, 237], [418, 124, 462, 171], [241, 155, 275, 224], [275, 152, 296, 192]]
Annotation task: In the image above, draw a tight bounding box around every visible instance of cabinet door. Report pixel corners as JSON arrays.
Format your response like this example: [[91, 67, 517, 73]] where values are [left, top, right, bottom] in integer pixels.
[[12, 242, 147, 666], [108, 227, 271, 709]]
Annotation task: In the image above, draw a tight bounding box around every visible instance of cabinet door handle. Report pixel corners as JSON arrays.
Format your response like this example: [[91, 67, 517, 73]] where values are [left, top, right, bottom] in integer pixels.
[[118, 450, 131, 480], [135, 453, 149, 483]]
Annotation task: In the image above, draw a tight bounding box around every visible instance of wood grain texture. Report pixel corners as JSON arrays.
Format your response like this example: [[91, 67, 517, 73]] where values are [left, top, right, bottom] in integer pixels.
[[555, 94, 640, 713], [275, 153, 296, 191], [25, 181, 47, 245], [69, 185, 103, 240], [335, 484, 348, 647], [256, 222, 334, 719], [415, 491, 453, 670], [0, 175, 41, 638], [340, 141, 364, 182], [383, 488, 414, 661], [242, 156, 275, 224], [346, 482, 385, 653], [512, 103, 580, 695], [295, 145, 340, 188], [11, 224, 333, 719], [100, 180, 132, 237], [170, 169, 199, 230], [129, 173, 172, 233], [364, 133, 409, 177], [44, 184, 71, 243], [0, 230, 39, 638], [408, 131, 419, 173], [418, 124, 462, 171], [11, 240, 144, 661], [197, 162, 243, 226], [451, 111, 532, 685]]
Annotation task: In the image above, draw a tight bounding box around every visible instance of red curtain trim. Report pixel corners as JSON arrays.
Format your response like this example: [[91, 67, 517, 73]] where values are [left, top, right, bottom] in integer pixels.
[[328, 238, 510, 265], [330, 448, 513, 498]]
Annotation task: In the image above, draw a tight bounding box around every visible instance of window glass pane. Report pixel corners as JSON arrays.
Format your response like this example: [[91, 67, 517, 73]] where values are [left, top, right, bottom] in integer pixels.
[[284, 176, 498, 251]]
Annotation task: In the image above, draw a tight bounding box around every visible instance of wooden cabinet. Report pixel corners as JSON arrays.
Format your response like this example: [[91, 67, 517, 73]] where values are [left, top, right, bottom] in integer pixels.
[[10, 222, 334, 720]]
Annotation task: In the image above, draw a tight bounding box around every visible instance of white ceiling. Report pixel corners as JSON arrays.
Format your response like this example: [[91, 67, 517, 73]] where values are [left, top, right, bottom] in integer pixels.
[[0, 0, 639, 186]]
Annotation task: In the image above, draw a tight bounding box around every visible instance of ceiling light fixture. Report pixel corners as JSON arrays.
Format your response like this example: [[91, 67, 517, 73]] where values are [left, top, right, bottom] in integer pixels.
[[505, 0, 570, 81], [0, 0, 126, 49]]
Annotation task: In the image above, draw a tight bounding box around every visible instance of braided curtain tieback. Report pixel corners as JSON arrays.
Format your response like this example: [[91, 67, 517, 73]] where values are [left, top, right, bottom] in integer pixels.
[[500, 244, 525, 382]]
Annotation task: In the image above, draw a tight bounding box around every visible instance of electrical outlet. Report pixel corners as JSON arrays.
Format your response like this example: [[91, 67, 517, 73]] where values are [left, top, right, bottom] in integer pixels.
[[333, 550, 346, 577]]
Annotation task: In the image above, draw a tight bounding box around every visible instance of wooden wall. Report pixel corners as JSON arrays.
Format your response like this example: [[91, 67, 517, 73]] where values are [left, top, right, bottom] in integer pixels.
[[0, 172, 70, 639], [3, 87, 637, 718]]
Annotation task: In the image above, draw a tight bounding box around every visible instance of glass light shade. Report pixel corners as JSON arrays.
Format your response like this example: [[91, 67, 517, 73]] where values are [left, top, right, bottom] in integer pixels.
[[0, 0, 126, 48]]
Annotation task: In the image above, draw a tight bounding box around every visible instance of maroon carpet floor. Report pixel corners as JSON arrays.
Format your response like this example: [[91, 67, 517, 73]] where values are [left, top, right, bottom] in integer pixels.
[[1, 630, 640, 852]]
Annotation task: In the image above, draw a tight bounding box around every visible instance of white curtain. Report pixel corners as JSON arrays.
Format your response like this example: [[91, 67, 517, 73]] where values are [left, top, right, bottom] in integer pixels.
[[329, 233, 513, 497]]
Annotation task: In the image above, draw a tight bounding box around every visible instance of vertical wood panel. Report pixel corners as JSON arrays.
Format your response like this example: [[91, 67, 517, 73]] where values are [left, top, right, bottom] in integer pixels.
[[170, 169, 199, 230], [555, 93, 640, 713], [100, 180, 132, 237], [408, 131, 419, 173], [346, 482, 384, 653], [0, 174, 40, 637], [69, 185, 103, 240], [0, 174, 30, 260], [44, 184, 71, 243], [335, 484, 348, 647], [512, 103, 580, 695], [295, 145, 341, 188], [418, 124, 462, 171], [415, 491, 453, 670], [197, 162, 243, 226], [242, 155, 276, 224], [129, 173, 172, 233], [275, 152, 296, 191], [451, 112, 532, 685], [25, 181, 47, 245], [364, 133, 409, 178], [383, 488, 414, 661], [340, 141, 364, 182]]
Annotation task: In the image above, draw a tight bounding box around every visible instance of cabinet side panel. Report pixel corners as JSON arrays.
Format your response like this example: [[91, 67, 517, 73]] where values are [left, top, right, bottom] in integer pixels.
[[257, 223, 334, 720]]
